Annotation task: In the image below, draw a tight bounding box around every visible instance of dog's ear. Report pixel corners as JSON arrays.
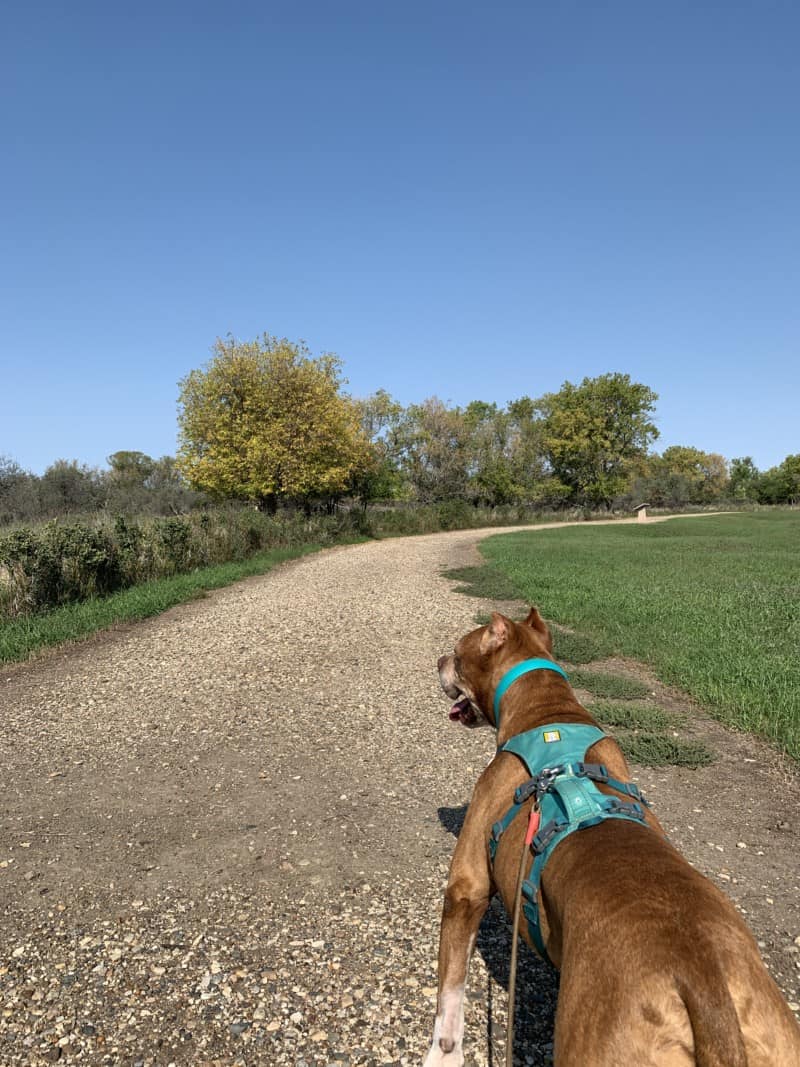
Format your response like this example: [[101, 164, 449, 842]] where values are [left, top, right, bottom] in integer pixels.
[[480, 612, 512, 654], [522, 607, 553, 653]]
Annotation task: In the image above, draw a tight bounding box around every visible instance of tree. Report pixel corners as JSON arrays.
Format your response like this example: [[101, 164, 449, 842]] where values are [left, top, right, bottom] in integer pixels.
[[104, 453, 201, 515], [779, 455, 800, 505], [107, 451, 156, 485], [632, 446, 729, 507], [0, 456, 39, 524], [463, 401, 517, 506], [506, 397, 570, 506], [536, 373, 659, 507], [729, 457, 760, 502], [38, 460, 103, 515], [396, 398, 471, 503], [757, 454, 800, 505], [353, 390, 405, 504], [658, 447, 728, 504], [176, 335, 372, 511]]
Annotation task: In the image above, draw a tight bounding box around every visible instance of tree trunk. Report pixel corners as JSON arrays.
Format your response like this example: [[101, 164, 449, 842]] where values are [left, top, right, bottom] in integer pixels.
[[256, 494, 278, 515]]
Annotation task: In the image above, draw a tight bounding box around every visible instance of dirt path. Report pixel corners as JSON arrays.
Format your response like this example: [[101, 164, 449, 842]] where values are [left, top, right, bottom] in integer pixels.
[[1, 523, 798, 1066]]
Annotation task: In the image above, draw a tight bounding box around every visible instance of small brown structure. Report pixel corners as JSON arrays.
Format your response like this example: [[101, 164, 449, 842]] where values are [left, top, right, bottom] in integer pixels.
[[634, 502, 649, 523]]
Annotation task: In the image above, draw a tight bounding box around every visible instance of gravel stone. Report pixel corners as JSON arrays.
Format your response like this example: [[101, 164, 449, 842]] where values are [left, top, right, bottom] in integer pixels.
[[1, 525, 798, 1065]]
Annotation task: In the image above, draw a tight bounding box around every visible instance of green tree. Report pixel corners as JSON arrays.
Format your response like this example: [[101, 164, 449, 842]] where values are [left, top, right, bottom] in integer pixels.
[[177, 335, 372, 511], [657, 446, 728, 504], [39, 460, 103, 516], [537, 373, 659, 507], [105, 454, 201, 516], [463, 401, 517, 506], [353, 390, 405, 504], [506, 397, 570, 506], [757, 454, 800, 505], [396, 398, 470, 503], [729, 457, 760, 502], [780, 455, 800, 504], [0, 456, 39, 525], [107, 451, 156, 485]]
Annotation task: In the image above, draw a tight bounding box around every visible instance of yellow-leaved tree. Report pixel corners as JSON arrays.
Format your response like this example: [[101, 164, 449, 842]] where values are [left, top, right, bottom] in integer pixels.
[[176, 335, 373, 511]]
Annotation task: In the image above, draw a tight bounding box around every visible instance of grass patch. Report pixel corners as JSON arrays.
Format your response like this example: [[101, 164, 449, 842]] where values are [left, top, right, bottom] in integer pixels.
[[0, 543, 327, 664], [589, 701, 676, 731], [569, 668, 651, 700], [441, 564, 522, 602], [552, 629, 613, 665], [616, 733, 714, 769], [481, 513, 800, 759]]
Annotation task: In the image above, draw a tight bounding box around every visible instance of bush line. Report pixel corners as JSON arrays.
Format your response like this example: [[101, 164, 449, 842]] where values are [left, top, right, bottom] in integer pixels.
[[0, 503, 566, 622]]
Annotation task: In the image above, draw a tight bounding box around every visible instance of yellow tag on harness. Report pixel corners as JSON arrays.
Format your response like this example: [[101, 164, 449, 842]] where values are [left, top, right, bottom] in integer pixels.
[[543, 730, 562, 743]]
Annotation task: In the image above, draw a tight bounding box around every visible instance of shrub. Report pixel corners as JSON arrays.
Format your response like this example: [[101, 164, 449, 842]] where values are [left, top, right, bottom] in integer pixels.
[[437, 501, 473, 530], [0, 522, 122, 612], [154, 517, 194, 575], [0, 502, 565, 621]]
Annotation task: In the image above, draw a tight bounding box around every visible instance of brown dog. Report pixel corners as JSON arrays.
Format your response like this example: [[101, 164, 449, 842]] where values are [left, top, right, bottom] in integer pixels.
[[423, 610, 800, 1066]]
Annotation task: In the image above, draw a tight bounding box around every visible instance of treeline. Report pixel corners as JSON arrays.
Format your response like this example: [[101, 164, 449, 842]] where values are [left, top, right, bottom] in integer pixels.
[[0, 452, 203, 526], [2, 422, 797, 531], [2, 335, 798, 530], [359, 396, 799, 510], [174, 338, 799, 512]]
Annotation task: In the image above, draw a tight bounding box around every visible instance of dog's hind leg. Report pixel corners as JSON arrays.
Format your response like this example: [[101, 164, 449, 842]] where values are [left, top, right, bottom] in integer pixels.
[[424, 808, 492, 1066]]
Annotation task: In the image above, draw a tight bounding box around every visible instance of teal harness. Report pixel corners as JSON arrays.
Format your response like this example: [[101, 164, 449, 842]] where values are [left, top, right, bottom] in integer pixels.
[[489, 660, 650, 964]]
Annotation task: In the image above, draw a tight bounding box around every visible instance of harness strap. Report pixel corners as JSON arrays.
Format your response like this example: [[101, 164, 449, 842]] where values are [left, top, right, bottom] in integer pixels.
[[521, 798, 647, 963], [489, 722, 652, 965], [489, 761, 650, 862]]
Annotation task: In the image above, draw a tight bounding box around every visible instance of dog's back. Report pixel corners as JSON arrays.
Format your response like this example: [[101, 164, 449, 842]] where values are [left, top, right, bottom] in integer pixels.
[[544, 821, 800, 1065]]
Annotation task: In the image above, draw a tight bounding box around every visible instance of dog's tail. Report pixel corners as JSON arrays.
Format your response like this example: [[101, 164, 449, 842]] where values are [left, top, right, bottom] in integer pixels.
[[678, 968, 747, 1067]]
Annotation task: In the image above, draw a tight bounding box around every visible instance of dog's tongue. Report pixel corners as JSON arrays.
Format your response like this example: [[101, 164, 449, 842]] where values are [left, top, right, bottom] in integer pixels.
[[449, 697, 472, 722]]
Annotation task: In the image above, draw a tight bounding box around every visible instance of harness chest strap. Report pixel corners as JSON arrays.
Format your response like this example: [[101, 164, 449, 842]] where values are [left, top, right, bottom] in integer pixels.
[[490, 722, 650, 964]]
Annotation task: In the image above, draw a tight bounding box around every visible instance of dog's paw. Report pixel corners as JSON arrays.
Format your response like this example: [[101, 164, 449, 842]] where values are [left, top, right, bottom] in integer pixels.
[[422, 1040, 464, 1067]]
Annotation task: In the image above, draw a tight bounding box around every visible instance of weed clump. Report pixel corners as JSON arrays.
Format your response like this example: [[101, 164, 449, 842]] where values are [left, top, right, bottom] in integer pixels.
[[589, 701, 677, 731], [570, 669, 651, 701], [617, 733, 714, 768]]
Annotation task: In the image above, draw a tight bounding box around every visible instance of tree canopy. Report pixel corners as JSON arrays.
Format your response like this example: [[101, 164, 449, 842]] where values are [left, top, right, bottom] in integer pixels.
[[535, 373, 659, 506], [176, 335, 372, 510], [3, 346, 798, 526]]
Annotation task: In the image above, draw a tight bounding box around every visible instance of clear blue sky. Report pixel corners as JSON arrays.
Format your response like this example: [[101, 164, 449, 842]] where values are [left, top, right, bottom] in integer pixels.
[[2, 1, 798, 474]]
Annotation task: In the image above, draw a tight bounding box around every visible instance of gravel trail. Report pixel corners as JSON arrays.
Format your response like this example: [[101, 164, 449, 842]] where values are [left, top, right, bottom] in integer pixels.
[[1, 525, 798, 1066]]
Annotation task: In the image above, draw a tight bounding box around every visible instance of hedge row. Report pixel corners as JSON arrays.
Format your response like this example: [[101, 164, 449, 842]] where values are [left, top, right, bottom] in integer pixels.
[[0, 503, 549, 619]]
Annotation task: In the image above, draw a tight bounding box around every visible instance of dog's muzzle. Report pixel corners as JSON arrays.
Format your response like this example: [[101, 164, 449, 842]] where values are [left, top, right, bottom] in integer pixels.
[[438, 655, 481, 727]]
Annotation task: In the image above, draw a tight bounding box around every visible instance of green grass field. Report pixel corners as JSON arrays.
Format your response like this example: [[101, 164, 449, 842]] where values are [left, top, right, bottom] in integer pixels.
[[480, 513, 800, 760]]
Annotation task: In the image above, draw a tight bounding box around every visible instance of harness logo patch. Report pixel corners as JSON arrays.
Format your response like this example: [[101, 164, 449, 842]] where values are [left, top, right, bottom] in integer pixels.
[[543, 730, 561, 743]]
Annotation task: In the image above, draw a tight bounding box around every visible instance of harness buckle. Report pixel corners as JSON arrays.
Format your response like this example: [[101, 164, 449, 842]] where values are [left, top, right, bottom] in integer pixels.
[[514, 778, 539, 805], [605, 798, 645, 821], [576, 762, 608, 783], [532, 817, 569, 854]]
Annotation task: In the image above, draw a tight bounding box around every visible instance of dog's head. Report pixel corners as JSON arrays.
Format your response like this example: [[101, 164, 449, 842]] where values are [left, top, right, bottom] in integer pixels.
[[438, 608, 554, 728]]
